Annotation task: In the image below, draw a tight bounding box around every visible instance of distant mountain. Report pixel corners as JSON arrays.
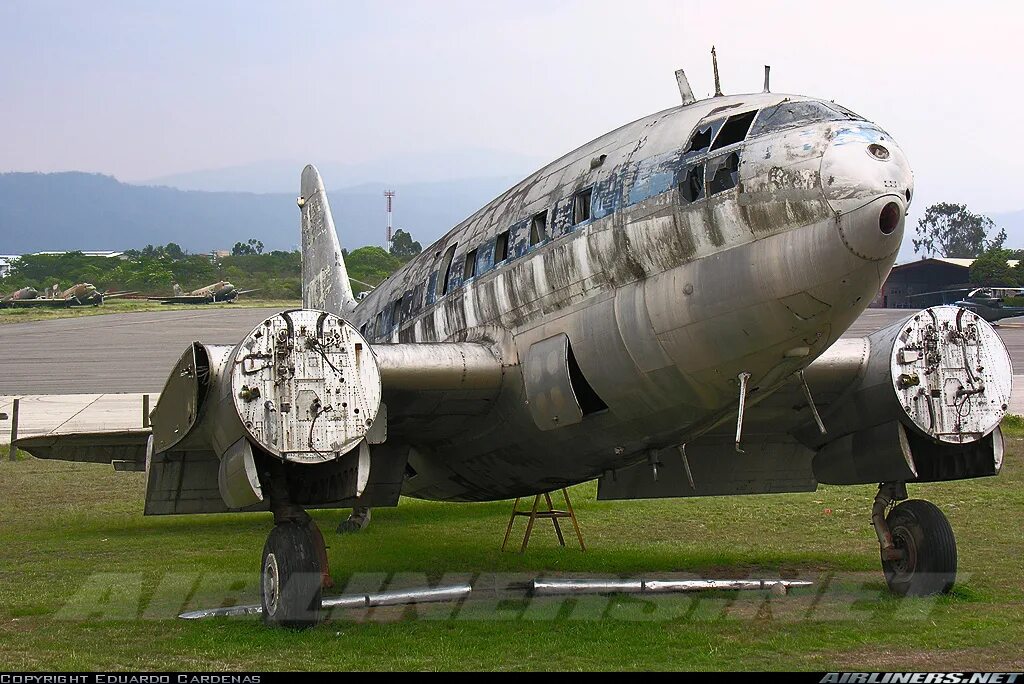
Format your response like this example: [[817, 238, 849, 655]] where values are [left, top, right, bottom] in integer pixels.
[[141, 149, 545, 194], [0, 172, 522, 254]]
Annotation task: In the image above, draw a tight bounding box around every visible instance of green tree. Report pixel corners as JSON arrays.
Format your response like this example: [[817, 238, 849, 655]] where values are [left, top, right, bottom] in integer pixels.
[[389, 229, 422, 260], [346, 246, 403, 295], [969, 248, 1018, 287], [231, 239, 265, 256], [913, 202, 1005, 258]]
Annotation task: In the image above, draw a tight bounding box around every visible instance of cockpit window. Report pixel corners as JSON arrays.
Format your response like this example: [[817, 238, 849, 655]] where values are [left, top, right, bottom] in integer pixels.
[[683, 122, 717, 155], [824, 102, 866, 121], [710, 110, 757, 151], [748, 101, 848, 137]]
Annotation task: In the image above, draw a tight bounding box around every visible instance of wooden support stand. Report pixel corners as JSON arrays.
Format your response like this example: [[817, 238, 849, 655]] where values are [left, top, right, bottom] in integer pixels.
[[501, 487, 586, 553]]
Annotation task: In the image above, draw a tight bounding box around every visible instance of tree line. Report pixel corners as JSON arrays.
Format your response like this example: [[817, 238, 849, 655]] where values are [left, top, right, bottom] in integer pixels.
[[914, 203, 1020, 287], [0, 229, 424, 299]]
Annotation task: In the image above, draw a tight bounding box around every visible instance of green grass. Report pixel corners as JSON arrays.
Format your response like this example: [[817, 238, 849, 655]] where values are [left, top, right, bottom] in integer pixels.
[[0, 299, 299, 325], [2, 424, 1024, 671]]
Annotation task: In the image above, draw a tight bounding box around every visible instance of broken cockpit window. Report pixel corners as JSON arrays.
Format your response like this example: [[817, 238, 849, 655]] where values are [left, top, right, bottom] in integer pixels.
[[679, 162, 705, 203], [747, 100, 846, 137], [710, 110, 757, 151], [706, 152, 740, 195], [683, 123, 715, 155]]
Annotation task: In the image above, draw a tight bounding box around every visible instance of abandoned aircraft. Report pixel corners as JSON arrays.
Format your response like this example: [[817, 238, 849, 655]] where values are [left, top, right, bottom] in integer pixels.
[[147, 281, 260, 305], [0, 283, 133, 308], [915, 287, 1024, 324], [18, 66, 1013, 628]]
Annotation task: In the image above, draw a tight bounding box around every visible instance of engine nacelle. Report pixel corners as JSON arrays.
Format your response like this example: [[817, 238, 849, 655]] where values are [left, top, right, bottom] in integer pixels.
[[149, 310, 382, 510], [801, 306, 1011, 484]]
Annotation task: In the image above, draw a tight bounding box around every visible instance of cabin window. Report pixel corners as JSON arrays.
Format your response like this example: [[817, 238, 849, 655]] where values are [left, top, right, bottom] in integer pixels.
[[373, 311, 383, 338], [707, 152, 741, 195], [463, 248, 478, 280], [439, 243, 458, 296], [683, 123, 715, 155], [410, 281, 425, 314], [390, 297, 403, 329], [530, 210, 548, 246], [710, 110, 757, 150], [679, 162, 705, 203], [567, 341, 608, 416], [359, 322, 368, 336], [494, 230, 510, 263], [573, 188, 593, 225]]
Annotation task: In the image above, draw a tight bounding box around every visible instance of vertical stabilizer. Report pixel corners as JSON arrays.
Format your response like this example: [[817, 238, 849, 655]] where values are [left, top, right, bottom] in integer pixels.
[[299, 165, 357, 316]]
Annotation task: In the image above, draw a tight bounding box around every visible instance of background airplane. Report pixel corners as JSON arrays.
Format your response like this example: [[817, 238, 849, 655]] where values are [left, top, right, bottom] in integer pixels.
[[147, 280, 259, 304], [0, 283, 134, 308], [17, 67, 1013, 629], [909, 287, 1024, 323]]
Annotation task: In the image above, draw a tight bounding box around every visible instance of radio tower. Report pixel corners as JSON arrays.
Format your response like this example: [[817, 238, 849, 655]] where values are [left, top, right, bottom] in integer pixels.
[[384, 190, 396, 250]]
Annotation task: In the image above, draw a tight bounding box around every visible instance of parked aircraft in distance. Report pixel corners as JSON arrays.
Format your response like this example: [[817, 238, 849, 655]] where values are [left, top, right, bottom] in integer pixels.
[[19, 63, 1013, 629], [0, 283, 134, 308], [147, 281, 260, 304], [908, 287, 1024, 323]]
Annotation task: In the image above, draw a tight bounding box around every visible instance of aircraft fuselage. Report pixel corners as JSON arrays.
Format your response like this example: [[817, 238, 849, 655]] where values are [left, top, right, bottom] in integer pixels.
[[351, 93, 913, 501]]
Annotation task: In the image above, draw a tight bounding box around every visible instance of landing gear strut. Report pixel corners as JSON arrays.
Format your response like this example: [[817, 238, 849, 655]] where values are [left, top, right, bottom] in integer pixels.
[[872, 482, 957, 597], [337, 506, 372, 534], [260, 507, 332, 628]]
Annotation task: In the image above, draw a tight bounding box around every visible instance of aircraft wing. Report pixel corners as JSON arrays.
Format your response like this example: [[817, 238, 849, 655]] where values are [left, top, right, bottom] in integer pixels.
[[235, 289, 261, 296], [102, 291, 138, 300], [145, 296, 213, 304], [600, 307, 1010, 500], [0, 298, 71, 309], [16, 429, 151, 471]]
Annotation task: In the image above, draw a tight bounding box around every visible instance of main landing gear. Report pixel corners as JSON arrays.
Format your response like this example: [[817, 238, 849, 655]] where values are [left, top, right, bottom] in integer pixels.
[[260, 506, 333, 628], [871, 482, 958, 597]]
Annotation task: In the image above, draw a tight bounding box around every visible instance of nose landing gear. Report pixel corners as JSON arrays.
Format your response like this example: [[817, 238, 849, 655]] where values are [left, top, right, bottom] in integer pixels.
[[872, 482, 958, 597]]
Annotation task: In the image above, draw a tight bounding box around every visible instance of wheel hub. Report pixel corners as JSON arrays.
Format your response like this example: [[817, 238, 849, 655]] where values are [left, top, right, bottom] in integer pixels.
[[263, 552, 280, 616], [890, 525, 918, 577]]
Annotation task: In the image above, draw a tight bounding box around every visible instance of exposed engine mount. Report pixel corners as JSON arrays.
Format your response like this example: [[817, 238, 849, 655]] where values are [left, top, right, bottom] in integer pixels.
[[802, 306, 1011, 485], [893, 306, 1011, 443], [230, 309, 381, 463]]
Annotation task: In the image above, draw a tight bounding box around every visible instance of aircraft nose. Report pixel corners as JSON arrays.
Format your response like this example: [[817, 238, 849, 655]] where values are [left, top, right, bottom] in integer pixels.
[[820, 128, 913, 261]]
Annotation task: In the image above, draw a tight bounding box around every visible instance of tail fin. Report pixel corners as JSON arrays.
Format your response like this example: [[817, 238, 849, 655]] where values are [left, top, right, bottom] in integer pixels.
[[299, 165, 357, 316]]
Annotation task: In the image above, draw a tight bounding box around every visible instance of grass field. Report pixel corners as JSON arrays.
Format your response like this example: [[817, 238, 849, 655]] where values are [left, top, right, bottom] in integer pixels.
[[2, 424, 1023, 671], [0, 299, 300, 325]]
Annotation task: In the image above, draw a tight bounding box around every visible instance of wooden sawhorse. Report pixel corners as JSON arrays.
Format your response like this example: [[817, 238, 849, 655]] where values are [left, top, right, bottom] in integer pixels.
[[501, 487, 586, 553]]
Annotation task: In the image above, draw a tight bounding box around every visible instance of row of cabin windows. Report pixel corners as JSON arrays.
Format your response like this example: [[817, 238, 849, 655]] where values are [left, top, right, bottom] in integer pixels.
[[359, 103, 867, 340], [361, 186, 596, 339]]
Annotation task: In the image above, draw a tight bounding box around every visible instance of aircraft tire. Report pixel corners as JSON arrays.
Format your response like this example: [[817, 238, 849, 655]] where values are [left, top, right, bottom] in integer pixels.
[[881, 499, 957, 597], [260, 522, 323, 628]]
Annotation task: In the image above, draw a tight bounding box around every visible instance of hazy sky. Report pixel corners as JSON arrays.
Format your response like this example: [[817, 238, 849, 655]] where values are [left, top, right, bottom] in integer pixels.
[[1, 0, 1021, 225]]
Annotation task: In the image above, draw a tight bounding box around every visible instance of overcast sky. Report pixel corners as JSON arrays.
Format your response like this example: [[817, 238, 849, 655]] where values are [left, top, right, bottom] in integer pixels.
[[1, 0, 1020, 226]]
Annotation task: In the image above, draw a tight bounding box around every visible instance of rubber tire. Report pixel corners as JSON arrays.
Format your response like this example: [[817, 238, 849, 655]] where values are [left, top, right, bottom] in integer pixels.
[[881, 499, 957, 597], [260, 522, 322, 628]]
